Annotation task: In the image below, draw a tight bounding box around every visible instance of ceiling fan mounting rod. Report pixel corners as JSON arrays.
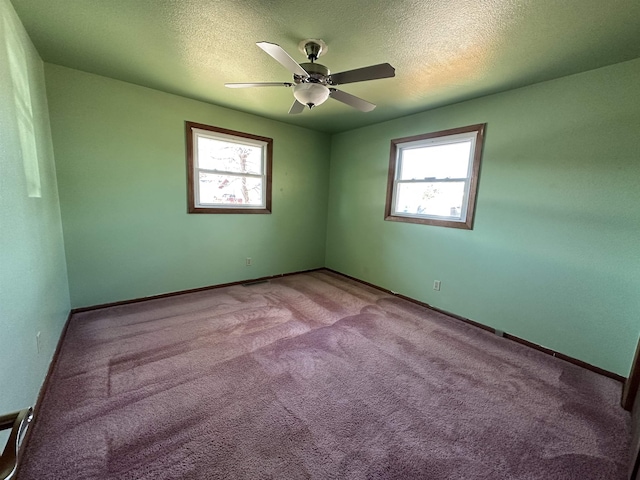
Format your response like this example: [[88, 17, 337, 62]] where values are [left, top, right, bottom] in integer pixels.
[[304, 41, 322, 62], [298, 38, 328, 63]]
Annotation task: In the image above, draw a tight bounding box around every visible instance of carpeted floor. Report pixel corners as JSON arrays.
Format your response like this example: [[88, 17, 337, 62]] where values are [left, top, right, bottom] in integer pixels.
[[18, 270, 630, 479]]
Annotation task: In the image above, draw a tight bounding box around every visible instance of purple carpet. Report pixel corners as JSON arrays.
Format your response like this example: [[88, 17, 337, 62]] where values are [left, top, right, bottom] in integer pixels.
[[18, 270, 630, 479]]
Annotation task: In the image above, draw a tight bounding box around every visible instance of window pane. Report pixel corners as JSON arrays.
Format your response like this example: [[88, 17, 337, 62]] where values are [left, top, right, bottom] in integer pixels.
[[399, 141, 471, 180], [395, 181, 466, 218], [197, 136, 263, 174], [198, 173, 263, 206]]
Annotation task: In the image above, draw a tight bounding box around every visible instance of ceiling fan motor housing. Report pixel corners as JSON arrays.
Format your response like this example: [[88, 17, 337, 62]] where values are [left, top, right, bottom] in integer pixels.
[[296, 63, 330, 84]]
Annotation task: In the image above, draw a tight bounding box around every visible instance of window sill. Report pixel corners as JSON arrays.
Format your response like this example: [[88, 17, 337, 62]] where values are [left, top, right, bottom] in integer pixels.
[[384, 213, 472, 229], [188, 206, 272, 214]]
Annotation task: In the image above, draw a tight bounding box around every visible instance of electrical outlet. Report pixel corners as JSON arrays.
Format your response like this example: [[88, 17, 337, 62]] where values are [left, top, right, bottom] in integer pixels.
[[433, 280, 441, 291], [36, 331, 41, 354], [246, 257, 252, 266]]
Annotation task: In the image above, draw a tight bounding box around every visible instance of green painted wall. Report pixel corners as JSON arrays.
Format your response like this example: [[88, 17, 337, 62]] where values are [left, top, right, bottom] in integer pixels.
[[0, 0, 69, 424], [326, 58, 640, 377], [45, 64, 330, 308]]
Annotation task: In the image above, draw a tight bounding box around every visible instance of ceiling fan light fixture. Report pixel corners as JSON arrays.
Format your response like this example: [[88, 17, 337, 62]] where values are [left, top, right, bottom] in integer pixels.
[[293, 83, 330, 108], [226, 40, 393, 113]]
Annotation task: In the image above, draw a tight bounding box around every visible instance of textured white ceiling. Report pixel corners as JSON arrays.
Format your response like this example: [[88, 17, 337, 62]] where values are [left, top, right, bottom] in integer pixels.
[[10, 0, 640, 132]]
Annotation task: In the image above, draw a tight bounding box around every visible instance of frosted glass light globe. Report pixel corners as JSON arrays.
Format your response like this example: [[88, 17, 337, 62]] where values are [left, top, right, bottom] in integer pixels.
[[293, 83, 330, 108]]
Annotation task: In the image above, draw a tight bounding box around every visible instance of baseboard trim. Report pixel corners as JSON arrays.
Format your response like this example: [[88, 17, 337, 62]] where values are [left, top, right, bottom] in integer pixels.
[[70, 267, 325, 314], [324, 268, 625, 384], [622, 339, 640, 411], [14, 310, 74, 478]]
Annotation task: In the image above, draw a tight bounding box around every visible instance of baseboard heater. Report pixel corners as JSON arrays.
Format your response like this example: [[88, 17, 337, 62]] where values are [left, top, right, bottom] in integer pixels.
[[0, 408, 33, 480]]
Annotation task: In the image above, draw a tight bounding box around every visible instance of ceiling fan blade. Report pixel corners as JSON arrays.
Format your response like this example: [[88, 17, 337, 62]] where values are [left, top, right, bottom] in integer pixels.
[[329, 89, 376, 112], [225, 82, 293, 88], [256, 42, 309, 78], [288, 100, 305, 115], [329, 63, 395, 85]]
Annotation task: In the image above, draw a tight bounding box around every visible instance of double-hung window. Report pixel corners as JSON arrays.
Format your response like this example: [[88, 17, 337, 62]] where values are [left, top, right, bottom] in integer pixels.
[[186, 122, 272, 214], [384, 124, 485, 229]]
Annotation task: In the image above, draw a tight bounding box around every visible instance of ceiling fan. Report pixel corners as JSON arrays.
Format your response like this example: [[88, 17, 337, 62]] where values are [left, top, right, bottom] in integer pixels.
[[225, 39, 395, 114]]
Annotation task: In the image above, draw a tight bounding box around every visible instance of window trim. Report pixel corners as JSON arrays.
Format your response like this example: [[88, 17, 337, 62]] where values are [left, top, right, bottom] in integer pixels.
[[384, 123, 486, 230], [186, 121, 273, 214]]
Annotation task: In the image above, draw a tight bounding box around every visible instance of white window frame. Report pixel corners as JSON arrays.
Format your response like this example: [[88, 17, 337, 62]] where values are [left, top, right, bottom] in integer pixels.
[[384, 124, 486, 229], [186, 122, 272, 214]]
